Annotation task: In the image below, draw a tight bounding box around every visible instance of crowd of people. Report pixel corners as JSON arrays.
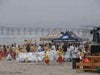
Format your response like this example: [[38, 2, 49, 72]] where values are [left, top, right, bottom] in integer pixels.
[[0, 40, 91, 68]]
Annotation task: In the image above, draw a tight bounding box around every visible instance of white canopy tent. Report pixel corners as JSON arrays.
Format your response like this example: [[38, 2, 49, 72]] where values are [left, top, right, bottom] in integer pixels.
[[40, 31, 61, 41]]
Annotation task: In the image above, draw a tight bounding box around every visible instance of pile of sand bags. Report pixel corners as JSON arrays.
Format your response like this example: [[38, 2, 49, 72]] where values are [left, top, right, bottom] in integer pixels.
[[16, 50, 58, 63]]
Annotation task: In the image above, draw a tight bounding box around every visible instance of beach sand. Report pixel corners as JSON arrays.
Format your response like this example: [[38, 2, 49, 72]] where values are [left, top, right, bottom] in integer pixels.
[[0, 61, 98, 75]]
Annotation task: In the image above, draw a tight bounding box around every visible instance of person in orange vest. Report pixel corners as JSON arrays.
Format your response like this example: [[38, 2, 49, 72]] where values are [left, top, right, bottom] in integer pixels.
[[83, 57, 90, 63], [44, 51, 50, 65], [57, 47, 63, 64]]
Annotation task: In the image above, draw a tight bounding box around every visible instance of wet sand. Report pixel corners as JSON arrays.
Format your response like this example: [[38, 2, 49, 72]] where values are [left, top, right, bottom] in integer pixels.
[[0, 61, 98, 75]]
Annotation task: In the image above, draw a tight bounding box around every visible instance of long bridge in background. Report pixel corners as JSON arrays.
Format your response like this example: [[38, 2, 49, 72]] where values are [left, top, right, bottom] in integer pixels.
[[0, 26, 67, 35], [0, 25, 94, 44], [0, 26, 91, 36]]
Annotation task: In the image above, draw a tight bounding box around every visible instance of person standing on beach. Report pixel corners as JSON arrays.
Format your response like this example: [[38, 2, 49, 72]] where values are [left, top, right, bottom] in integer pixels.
[[44, 51, 50, 65], [26, 44, 31, 52], [62, 42, 67, 53], [3, 45, 7, 58], [57, 47, 63, 64], [65, 44, 72, 62], [71, 44, 80, 69], [0, 46, 3, 60]]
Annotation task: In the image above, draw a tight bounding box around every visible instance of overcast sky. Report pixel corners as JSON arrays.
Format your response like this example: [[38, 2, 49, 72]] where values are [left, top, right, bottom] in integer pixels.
[[0, 0, 100, 28]]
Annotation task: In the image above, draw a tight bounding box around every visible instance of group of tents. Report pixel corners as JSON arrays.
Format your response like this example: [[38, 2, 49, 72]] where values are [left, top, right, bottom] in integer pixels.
[[40, 31, 82, 42]]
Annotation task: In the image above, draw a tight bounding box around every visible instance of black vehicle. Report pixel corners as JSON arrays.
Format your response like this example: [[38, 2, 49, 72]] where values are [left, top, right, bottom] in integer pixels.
[[90, 27, 100, 55]]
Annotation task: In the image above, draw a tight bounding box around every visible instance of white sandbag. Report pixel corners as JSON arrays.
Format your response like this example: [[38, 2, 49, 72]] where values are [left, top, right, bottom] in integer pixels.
[[18, 53, 29, 62], [64, 51, 72, 62], [36, 51, 45, 62], [16, 50, 60, 62], [31, 52, 38, 62], [6, 54, 12, 61], [27, 52, 33, 61], [48, 50, 57, 61], [16, 57, 25, 63], [16, 53, 27, 62]]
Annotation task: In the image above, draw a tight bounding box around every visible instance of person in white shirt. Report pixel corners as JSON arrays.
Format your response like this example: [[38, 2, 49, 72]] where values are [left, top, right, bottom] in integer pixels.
[[37, 44, 42, 52], [64, 44, 71, 62], [71, 44, 80, 69], [51, 44, 56, 50]]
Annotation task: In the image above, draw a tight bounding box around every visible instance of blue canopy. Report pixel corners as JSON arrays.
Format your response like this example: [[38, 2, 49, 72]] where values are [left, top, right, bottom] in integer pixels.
[[53, 31, 82, 42]]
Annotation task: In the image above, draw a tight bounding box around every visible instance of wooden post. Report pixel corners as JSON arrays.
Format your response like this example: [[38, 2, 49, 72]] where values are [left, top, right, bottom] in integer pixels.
[[41, 28, 44, 36], [6, 27, 10, 35], [24, 27, 26, 35], [29, 27, 32, 35], [17, 27, 20, 35], [1, 26, 4, 35], [47, 28, 50, 35], [35, 28, 38, 35], [11, 27, 14, 35]]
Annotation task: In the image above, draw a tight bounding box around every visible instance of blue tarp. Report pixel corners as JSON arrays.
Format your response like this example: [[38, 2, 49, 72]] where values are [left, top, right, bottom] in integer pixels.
[[53, 31, 82, 42]]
